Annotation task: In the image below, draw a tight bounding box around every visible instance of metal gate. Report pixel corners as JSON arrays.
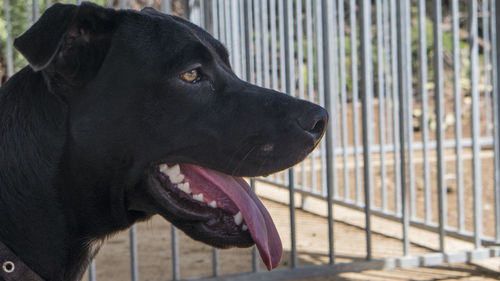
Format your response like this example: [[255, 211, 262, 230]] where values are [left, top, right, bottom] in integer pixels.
[[2, 0, 500, 280]]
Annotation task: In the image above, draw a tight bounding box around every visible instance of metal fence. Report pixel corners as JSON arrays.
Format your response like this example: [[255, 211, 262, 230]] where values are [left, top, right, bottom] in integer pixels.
[[3, 0, 500, 280]]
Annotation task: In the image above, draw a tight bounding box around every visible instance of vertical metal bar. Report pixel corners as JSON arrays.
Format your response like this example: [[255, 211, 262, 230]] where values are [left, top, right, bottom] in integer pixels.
[[212, 248, 219, 276], [270, 0, 278, 90], [493, 0, 500, 242], [129, 227, 139, 281], [360, 0, 373, 261], [376, 0, 387, 211], [88, 260, 96, 281], [211, 0, 219, 38], [25, 0, 32, 27], [315, 0, 328, 199], [405, 0, 415, 220], [245, 0, 255, 84], [239, 0, 247, 80], [4, 0, 14, 77], [162, 0, 171, 14], [225, 1, 237, 74], [330, 0, 340, 200], [418, 0, 431, 224], [390, 0, 402, 216], [252, 244, 259, 272], [306, 0, 315, 192], [295, 1, 306, 190], [284, 171, 289, 187], [338, 0, 349, 201], [483, 0, 493, 137], [199, 0, 206, 29], [278, 0, 287, 204], [452, 0, 465, 232], [396, 0, 410, 256], [119, 0, 127, 9], [218, 0, 226, 44], [262, 0, 270, 88], [433, 0, 446, 252], [278, 0, 286, 92], [253, 0, 262, 86], [469, 0, 483, 249], [383, 0, 393, 148], [296, 0, 306, 190], [284, 0, 296, 268], [321, 0, 335, 265], [231, 1, 241, 77], [189, 0, 201, 26], [350, 0, 362, 205], [171, 226, 180, 280], [224, 0, 232, 55], [32, 0, 39, 21], [296, 0, 304, 98]]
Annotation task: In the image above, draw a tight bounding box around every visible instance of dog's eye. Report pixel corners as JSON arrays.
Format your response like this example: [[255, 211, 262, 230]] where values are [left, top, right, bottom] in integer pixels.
[[180, 69, 201, 83]]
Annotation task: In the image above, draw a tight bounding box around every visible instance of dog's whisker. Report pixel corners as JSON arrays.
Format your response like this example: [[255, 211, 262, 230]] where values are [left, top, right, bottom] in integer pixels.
[[224, 141, 252, 172], [232, 145, 256, 176], [256, 158, 268, 177]]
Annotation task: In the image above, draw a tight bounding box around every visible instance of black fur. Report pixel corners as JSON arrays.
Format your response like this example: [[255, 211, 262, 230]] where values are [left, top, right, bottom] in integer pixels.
[[0, 2, 327, 280]]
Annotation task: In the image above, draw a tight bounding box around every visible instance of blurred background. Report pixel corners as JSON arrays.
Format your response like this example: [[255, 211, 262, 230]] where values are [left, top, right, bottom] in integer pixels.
[[2, 0, 500, 280]]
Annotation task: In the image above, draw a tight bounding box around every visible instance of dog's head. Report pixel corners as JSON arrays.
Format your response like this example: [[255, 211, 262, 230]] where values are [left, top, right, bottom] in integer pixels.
[[14, 2, 327, 270]]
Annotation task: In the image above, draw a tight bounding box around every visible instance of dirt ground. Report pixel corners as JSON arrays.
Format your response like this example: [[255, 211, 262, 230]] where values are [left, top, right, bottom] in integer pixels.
[[82, 198, 500, 281]]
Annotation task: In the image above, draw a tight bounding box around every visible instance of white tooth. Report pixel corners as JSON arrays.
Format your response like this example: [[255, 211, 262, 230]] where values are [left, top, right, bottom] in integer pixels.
[[209, 201, 217, 208], [159, 164, 169, 173], [233, 211, 243, 225], [163, 164, 184, 184], [193, 193, 204, 202], [170, 174, 185, 184], [242, 224, 248, 231], [165, 164, 181, 178], [178, 182, 191, 194]]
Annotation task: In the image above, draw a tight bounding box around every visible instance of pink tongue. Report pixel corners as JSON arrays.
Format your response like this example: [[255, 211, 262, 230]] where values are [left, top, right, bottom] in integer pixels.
[[179, 164, 282, 270]]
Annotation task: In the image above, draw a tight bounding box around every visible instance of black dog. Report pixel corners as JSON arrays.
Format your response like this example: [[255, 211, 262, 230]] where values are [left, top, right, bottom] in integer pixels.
[[0, 2, 327, 281]]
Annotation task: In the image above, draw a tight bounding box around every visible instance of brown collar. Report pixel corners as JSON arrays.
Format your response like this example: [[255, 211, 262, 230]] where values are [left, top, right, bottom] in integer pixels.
[[0, 241, 44, 281]]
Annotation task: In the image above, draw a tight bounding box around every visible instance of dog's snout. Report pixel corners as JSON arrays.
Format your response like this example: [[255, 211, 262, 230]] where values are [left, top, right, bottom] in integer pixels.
[[296, 108, 328, 143]]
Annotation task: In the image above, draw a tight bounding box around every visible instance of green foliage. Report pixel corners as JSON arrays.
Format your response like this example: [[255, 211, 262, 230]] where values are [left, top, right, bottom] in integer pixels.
[[1, 0, 26, 73], [0, 0, 109, 75]]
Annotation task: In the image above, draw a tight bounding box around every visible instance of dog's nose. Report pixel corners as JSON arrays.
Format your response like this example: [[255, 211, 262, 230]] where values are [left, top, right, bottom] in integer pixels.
[[296, 108, 328, 143]]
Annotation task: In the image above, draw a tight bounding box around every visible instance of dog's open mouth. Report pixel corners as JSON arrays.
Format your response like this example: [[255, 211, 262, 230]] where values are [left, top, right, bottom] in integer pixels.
[[148, 163, 282, 270]]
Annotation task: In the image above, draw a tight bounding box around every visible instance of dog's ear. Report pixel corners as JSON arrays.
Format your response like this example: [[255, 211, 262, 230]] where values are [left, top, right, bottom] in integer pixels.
[[14, 2, 117, 72]]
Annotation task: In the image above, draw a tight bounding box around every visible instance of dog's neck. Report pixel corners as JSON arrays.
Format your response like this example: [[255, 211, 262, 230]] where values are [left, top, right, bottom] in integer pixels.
[[0, 67, 97, 281]]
